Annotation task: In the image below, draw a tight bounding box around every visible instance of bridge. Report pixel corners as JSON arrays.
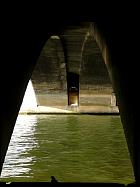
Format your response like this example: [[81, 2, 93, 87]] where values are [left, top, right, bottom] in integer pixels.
[[20, 23, 118, 114], [0, 15, 139, 186]]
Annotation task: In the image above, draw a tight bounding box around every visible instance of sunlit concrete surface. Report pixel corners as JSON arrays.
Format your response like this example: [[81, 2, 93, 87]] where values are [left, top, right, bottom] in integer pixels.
[[19, 106, 73, 114], [79, 106, 119, 114], [19, 105, 119, 114]]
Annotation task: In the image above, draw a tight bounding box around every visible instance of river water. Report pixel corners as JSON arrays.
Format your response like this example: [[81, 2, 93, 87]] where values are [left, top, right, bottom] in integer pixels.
[[0, 114, 135, 184]]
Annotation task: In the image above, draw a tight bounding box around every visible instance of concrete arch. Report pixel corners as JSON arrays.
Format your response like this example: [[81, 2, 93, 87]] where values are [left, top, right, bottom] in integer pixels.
[[79, 24, 114, 108], [80, 23, 112, 84], [0, 20, 139, 184], [31, 35, 67, 108]]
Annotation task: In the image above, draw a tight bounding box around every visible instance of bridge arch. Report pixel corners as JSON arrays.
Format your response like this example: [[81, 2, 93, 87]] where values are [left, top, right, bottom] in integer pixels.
[[80, 24, 114, 108], [0, 21, 138, 184], [31, 35, 67, 108]]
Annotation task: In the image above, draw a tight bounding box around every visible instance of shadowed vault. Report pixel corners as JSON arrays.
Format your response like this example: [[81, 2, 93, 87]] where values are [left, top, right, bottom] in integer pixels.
[[0, 16, 139, 186]]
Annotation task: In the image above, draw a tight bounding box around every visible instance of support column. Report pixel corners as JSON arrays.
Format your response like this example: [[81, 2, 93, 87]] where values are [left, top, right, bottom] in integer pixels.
[[59, 26, 88, 108]]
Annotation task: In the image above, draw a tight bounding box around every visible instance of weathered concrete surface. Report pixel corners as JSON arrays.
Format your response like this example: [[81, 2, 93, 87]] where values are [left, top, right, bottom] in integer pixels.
[[19, 105, 119, 114], [19, 106, 73, 114]]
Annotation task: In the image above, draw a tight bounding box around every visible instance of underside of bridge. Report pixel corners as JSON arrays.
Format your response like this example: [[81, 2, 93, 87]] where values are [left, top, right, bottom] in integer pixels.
[[0, 13, 139, 186], [31, 23, 113, 109]]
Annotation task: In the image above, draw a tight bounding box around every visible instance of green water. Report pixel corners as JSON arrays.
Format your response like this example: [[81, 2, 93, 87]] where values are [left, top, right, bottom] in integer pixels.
[[0, 115, 135, 184]]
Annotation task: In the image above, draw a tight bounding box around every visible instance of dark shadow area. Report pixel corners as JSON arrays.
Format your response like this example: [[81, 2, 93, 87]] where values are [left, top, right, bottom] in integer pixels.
[[0, 12, 139, 185]]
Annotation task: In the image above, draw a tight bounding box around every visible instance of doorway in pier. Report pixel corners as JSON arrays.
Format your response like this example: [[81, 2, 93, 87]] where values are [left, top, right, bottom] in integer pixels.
[[67, 72, 79, 106]]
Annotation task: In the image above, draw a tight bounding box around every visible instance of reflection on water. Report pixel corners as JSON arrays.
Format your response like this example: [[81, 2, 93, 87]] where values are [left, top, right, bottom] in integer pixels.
[[0, 115, 135, 184], [1, 115, 38, 178]]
